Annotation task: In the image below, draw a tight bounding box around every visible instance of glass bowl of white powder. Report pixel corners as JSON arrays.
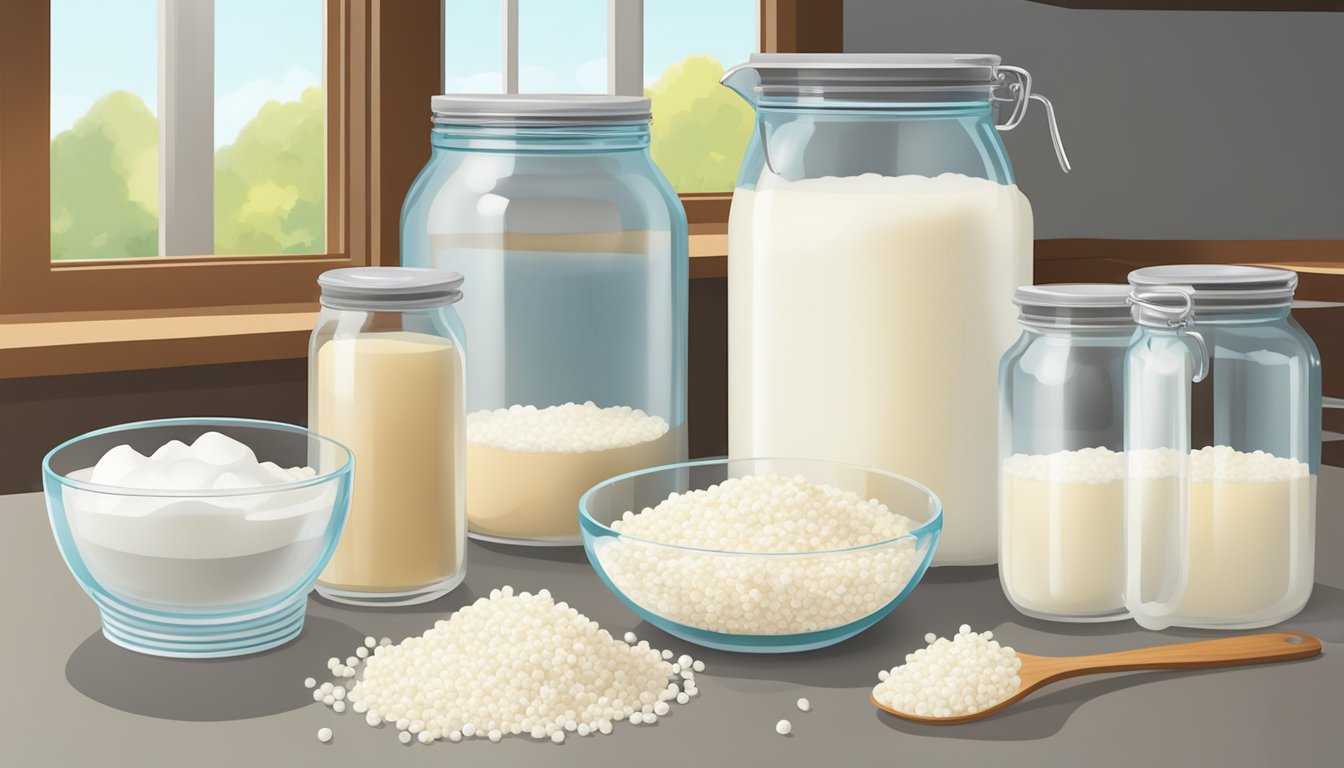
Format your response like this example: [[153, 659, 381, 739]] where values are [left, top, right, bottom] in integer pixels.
[[42, 418, 353, 658], [580, 457, 942, 653]]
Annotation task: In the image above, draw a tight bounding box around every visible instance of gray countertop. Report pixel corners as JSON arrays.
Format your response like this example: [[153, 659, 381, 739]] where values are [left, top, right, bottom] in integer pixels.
[[5, 471, 1343, 767]]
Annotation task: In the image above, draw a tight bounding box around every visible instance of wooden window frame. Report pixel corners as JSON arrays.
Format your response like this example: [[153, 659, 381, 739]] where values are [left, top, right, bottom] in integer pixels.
[[0, 0, 442, 316]]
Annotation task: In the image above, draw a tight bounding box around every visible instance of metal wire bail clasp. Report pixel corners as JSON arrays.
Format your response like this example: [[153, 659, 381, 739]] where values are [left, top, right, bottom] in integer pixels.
[[993, 65, 1071, 173], [1128, 286, 1210, 383]]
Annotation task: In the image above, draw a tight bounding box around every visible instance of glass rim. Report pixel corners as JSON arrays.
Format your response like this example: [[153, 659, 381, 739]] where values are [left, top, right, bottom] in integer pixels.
[[579, 456, 943, 557], [42, 417, 354, 498]]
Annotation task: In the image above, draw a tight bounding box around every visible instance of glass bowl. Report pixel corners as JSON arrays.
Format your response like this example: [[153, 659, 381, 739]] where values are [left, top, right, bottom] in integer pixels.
[[42, 418, 353, 658], [580, 457, 942, 653]]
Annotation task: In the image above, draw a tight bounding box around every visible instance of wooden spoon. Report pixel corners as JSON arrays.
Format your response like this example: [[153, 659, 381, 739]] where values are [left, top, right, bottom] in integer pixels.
[[871, 631, 1321, 725]]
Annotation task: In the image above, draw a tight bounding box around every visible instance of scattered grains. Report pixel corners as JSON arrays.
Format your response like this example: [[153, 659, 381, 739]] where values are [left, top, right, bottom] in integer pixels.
[[306, 586, 701, 745], [775, 719, 792, 736], [596, 474, 925, 634], [872, 625, 1022, 718], [303, 677, 316, 689], [796, 697, 810, 712], [316, 727, 332, 744]]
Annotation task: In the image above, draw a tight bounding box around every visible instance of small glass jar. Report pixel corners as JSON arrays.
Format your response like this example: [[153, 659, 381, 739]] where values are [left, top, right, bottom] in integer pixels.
[[998, 284, 1133, 622], [401, 95, 688, 546], [309, 267, 467, 606], [1125, 265, 1320, 630]]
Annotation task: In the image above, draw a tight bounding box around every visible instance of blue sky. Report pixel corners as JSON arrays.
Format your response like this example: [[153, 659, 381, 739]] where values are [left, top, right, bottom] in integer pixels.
[[51, 0, 753, 142], [52, 0, 323, 148], [444, 0, 757, 92]]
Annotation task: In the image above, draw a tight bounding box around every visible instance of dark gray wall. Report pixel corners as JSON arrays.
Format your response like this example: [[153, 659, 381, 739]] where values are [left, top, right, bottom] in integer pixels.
[[845, 1, 1344, 239]]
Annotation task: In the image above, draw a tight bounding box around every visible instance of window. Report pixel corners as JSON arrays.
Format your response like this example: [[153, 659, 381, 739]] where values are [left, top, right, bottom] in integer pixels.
[[442, 0, 758, 204], [49, 0, 326, 262], [0, 0, 392, 315], [1, 0, 832, 339]]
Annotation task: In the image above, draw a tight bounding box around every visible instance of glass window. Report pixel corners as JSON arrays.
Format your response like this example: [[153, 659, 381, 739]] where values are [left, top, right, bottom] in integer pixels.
[[445, 0, 504, 93], [50, 0, 159, 260], [518, 0, 606, 93], [214, 0, 326, 255], [644, 0, 756, 193], [49, 0, 326, 261]]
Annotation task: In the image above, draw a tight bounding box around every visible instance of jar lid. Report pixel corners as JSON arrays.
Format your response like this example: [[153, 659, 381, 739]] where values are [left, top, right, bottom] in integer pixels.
[[431, 94, 652, 125], [723, 53, 1002, 94], [1128, 265, 1296, 325], [1013, 283, 1134, 329], [318, 267, 463, 310]]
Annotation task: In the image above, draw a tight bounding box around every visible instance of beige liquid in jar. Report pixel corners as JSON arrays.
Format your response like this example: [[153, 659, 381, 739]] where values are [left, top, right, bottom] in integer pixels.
[[729, 172, 1032, 565], [1128, 446, 1315, 628], [466, 403, 680, 543], [315, 332, 463, 594], [1000, 448, 1126, 618]]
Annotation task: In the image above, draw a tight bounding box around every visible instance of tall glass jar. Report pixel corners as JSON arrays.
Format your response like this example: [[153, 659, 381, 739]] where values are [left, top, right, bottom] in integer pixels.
[[309, 267, 467, 606], [1125, 265, 1320, 630], [998, 284, 1133, 622], [722, 54, 1070, 565], [401, 95, 688, 546]]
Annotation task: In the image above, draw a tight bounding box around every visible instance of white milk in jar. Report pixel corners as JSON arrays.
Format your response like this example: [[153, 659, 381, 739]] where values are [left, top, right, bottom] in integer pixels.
[[721, 53, 1068, 566], [729, 172, 1032, 564]]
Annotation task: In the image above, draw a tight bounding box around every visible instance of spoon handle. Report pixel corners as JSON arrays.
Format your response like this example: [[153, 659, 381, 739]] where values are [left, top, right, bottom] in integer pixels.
[[1034, 632, 1321, 684]]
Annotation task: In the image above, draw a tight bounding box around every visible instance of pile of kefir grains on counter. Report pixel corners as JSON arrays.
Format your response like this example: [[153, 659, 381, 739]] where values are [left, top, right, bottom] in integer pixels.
[[305, 587, 702, 745], [594, 473, 926, 635], [872, 625, 1022, 718]]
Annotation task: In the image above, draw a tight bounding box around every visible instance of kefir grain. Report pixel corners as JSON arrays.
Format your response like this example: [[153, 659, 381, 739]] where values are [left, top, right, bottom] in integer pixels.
[[872, 626, 1021, 718], [596, 474, 925, 634]]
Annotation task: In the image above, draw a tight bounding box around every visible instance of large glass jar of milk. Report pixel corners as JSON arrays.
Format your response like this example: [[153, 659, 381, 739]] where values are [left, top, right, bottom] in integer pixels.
[[722, 54, 1070, 565], [310, 267, 467, 606], [1126, 265, 1320, 630], [401, 95, 688, 546], [999, 284, 1134, 622]]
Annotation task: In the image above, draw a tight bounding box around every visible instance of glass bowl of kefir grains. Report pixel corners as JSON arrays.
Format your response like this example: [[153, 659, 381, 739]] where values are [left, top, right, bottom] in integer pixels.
[[580, 457, 942, 653]]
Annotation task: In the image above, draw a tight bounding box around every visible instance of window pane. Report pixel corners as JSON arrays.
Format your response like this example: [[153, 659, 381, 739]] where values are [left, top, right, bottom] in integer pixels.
[[518, 0, 606, 93], [645, 0, 756, 193], [445, 0, 503, 93], [214, 0, 325, 255], [51, 0, 159, 261]]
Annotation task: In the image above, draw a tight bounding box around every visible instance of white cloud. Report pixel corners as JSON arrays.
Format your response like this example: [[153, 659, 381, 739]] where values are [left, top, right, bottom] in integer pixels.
[[445, 70, 505, 93], [442, 57, 607, 97], [215, 66, 320, 148], [575, 57, 608, 94]]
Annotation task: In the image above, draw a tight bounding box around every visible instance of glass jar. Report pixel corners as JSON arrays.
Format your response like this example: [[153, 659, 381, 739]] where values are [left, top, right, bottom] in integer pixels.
[[401, 95, 688, 546], [722, 54, 1070, 566], [1125, 265, 1320, 630], [309, 267, 467, 606], [998, 284, 1133, 622]]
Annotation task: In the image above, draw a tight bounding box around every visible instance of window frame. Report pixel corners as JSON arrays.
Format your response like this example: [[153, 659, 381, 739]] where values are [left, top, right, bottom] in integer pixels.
[[0, 0, 440, 315]]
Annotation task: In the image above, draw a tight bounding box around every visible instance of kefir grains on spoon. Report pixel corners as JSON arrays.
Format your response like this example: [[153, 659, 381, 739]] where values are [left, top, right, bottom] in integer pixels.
[[307, 587, 702, 745], [873, 626, 1022, 718]]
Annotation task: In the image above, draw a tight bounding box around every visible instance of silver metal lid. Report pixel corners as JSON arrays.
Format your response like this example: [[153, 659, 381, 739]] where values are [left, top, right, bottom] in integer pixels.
[[431, 94, 652, 125], [1127, 265, 1296, 326], [318, 267, 463, 310], [724, 53, 1002, 89], [1013, 283, 1134, 329]]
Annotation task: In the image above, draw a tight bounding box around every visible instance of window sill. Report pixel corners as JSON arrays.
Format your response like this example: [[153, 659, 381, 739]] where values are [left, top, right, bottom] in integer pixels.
[[0, 304, 318, 380], [0, 234, 730, 380]]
